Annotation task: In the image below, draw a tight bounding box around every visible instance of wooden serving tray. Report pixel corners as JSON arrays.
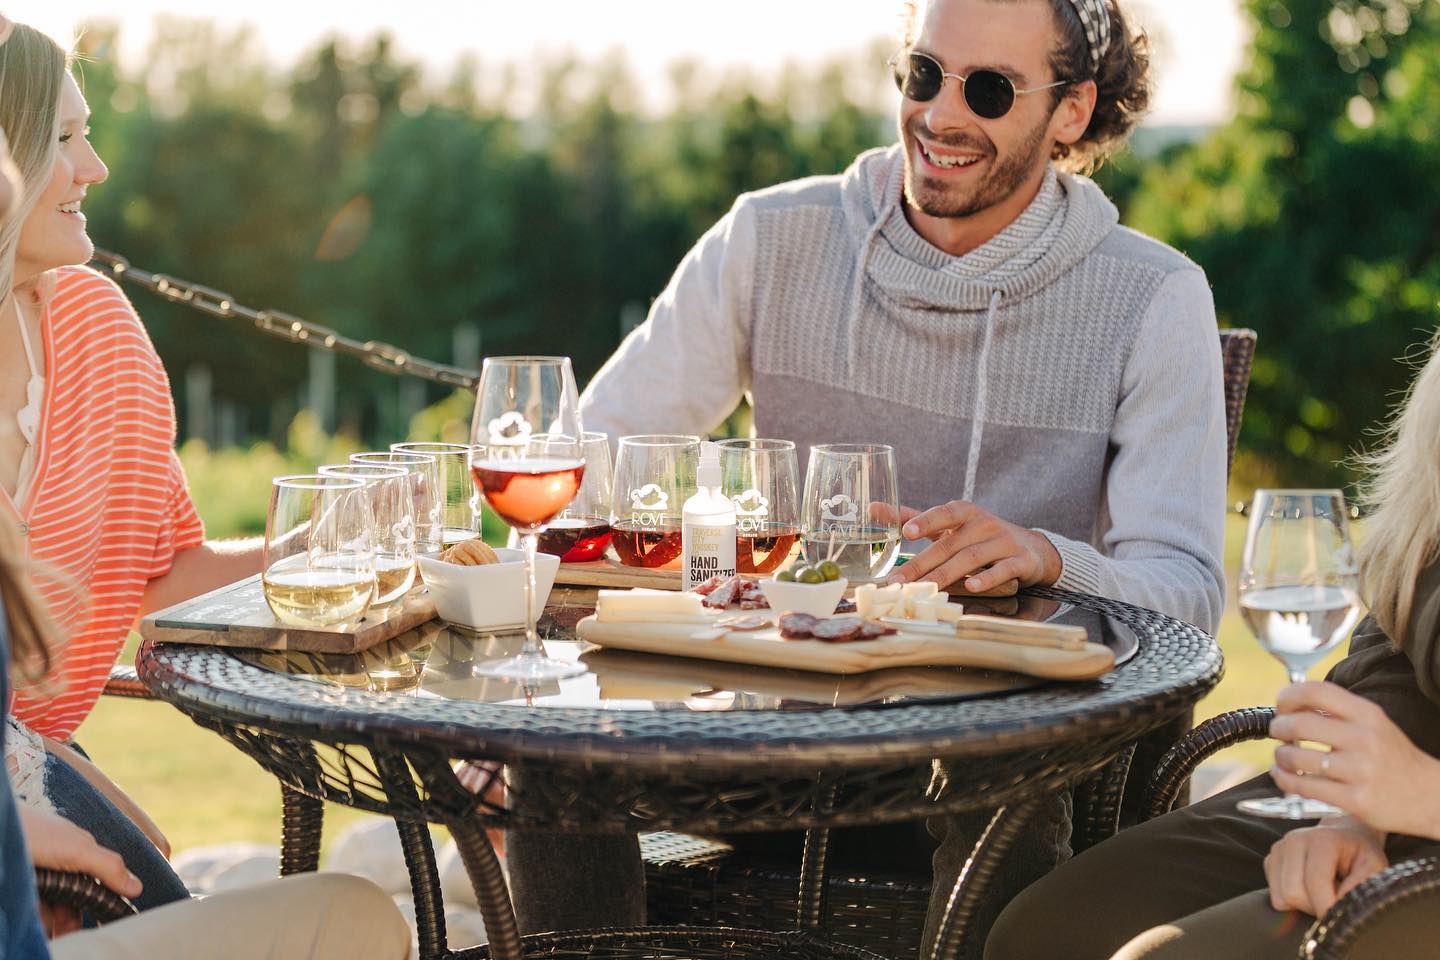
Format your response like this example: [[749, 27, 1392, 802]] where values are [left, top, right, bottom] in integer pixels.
[[575, 615, 1114, 680], [553, 559, 683, 591], [140, 574, 436, 654]]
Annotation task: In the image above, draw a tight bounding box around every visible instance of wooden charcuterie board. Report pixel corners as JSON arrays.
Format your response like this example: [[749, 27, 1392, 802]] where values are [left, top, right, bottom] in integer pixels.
[[552, 559, 684, 591], [141, 574, 436, 654], [574, 615, 1114, 679]]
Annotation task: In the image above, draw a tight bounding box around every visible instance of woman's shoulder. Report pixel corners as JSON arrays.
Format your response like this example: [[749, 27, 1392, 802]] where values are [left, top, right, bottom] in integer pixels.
[[50, 264, 137, 323]]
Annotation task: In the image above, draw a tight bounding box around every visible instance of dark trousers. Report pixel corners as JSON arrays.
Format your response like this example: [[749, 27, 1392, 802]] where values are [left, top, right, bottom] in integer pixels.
[[506, 787, 1074, 957], [986, 774, 1440, 960]]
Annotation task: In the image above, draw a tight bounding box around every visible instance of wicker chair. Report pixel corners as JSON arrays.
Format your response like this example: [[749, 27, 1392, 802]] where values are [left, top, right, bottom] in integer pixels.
[[35, 867, 139, 924]]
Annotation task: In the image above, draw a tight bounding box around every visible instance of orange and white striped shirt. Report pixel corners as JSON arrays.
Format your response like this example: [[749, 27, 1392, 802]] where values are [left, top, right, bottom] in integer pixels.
[[3, 265, 204, 739]]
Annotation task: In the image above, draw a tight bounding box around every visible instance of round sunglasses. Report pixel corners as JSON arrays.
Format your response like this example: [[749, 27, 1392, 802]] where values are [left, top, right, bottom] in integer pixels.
[[889, 51, 1071, 120]]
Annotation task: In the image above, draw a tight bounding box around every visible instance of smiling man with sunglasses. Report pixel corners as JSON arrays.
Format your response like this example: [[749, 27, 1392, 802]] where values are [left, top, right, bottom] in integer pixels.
[[558, 0, 1228, 949]]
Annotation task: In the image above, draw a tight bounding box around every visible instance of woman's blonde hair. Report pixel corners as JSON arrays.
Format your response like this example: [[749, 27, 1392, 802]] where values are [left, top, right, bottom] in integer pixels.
[[1357, 327, 1440, 642], [0, 518, 55, 680], [0, 23, 69, 298]]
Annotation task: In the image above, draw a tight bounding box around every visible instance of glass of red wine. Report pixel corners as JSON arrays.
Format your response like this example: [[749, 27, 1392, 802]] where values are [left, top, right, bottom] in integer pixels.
[[469, 356, 586, 681], [532, 431, 614, 563]]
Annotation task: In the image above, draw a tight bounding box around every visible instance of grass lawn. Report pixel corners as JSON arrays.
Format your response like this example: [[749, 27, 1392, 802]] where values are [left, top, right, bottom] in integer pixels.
[[74, 514, 1341, 856]]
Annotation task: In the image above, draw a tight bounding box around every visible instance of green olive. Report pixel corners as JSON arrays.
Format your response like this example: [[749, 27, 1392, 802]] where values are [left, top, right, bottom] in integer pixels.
[[775, 569, 797, 582], [796, 566, 825, 585], [818, 560, 842, 582]]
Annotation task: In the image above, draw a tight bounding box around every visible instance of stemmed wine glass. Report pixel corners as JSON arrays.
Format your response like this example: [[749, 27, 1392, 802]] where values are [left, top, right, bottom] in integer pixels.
[[1236, 489, 1362, 820], [469, 357, 586, 681]]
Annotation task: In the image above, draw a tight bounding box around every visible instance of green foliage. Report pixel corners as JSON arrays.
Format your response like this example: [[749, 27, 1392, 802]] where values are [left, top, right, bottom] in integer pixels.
[[1127, 0, 1440, 488]]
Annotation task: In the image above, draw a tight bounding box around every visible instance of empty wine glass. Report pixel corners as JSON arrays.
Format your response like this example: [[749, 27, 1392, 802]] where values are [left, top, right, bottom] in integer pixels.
[[390, 441, 478, 547], [469, 356, 586, 681], [609, 435, 699, 568], [801, 443, 901, 580], [716, 438, 800, 574], [263, 475, 374, 627], [318, 463, 418, 607], [1236, 489, 1362, 820], [351, 451, 442, 559]]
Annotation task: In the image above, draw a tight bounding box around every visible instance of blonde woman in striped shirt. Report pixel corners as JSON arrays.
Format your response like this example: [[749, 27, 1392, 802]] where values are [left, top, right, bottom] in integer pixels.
[[0, 20, 265, 909]]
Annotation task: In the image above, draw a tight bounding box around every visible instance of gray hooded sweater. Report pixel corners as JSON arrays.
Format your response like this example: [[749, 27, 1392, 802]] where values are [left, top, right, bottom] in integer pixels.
[[581, 145, 1227, 632]]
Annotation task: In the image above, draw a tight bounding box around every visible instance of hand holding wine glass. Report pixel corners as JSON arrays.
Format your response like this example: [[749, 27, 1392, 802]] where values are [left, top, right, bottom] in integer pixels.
[[469, 357, 586, 681], [1237, 489, 1362, 820]]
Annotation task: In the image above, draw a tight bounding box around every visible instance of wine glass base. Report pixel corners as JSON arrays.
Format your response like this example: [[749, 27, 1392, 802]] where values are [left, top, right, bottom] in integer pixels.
[[1237, 796, 1343, 820], [473, 652, 585, 682]]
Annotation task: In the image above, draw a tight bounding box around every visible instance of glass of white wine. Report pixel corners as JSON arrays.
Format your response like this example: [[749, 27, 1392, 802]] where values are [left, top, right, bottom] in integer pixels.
[[318, 463, 417, 607], [801, 443, 901, 581], [263, 475, 375, 628], [1236, 488, 1362, 820]]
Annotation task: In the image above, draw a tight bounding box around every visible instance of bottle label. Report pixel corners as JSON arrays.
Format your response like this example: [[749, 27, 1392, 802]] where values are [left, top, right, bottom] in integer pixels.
[[682, 522, 737, 590]]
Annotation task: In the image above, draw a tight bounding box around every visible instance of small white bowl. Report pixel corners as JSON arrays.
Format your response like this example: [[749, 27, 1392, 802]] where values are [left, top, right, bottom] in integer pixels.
[[418, 547, 560, 631], [758, 577, 849, 618]]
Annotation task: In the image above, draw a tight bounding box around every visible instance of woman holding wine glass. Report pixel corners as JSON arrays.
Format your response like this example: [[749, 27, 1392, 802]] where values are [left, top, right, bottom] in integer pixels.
[[985, 331, 1440, 960]]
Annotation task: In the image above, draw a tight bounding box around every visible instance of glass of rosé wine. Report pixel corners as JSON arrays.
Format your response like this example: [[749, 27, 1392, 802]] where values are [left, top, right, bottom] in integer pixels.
[[468, 356, 586, 681]]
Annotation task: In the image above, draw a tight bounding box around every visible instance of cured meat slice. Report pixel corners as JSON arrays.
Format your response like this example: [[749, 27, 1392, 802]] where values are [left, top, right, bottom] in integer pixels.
[[693, 576, 727, 597], [834, 598, 857, 614], [738, 598, 769, 610], [811, 617, 865, 643], [701, 576, 743, 609], [860, 620, 898, 639], [778, 612, 821, 639]]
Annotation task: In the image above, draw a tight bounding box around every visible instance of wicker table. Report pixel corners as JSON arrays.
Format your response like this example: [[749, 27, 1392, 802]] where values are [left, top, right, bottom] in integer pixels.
[[136, 587, 1220, 960]]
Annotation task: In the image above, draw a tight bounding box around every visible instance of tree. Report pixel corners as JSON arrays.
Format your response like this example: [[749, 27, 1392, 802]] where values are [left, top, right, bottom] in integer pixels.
[[1127, 0, 1440, 487]]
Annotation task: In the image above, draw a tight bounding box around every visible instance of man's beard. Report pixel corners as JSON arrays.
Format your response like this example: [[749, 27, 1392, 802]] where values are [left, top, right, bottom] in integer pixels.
[[902, 114, 1052, 219]]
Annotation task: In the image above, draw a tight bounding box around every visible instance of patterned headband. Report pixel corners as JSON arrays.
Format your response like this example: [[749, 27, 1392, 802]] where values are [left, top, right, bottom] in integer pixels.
[[1066, 0, 1112, 72]]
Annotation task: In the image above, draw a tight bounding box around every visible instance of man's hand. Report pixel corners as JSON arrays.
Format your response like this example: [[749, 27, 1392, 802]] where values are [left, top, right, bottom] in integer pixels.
[[1263, 816, 1387, 916], [1270, 682, 1440, 840], [19, 806, 142, 936], [876, 501, 1062, 593]]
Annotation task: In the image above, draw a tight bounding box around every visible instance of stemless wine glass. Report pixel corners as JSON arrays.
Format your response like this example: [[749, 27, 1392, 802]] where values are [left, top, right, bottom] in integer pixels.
[[716, 438, 800, 574], [532, 431, 614, 563], [351, 451, 442, 559], [801, 443, 901, 581], [469, 356, 587, 681], [262, 475, 375, 627], [609, 435, 700, 568], [317, 463, 418, 607], [390, 442, 478, 547], [1236, 488, 1362, 820]]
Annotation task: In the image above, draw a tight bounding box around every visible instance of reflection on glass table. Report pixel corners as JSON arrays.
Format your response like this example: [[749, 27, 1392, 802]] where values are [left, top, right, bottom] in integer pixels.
[[235, 591, 1137, 713]]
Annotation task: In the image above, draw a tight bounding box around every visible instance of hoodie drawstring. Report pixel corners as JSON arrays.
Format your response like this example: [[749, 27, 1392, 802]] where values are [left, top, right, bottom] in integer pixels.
[[845, 189, 901, 372], [962, 289, 1001, 503]]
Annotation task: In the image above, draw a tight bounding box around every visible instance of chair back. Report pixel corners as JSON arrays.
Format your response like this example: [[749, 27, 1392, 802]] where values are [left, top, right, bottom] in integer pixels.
[[1218, 329, 1256, 478]]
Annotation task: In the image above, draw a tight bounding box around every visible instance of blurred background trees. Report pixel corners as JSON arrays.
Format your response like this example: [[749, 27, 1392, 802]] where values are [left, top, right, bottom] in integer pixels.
[[74, 0, 1440, 508]]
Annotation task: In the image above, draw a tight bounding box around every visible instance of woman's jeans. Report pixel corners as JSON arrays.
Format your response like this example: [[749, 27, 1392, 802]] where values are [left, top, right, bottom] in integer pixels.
[[46, 752, 190, 911]]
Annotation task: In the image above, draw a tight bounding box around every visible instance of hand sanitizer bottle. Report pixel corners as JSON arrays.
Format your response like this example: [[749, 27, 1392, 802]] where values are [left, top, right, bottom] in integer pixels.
[[682, 441, 737, 591]]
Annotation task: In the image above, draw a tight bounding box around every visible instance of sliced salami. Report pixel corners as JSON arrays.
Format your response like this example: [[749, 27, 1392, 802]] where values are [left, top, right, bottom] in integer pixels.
[[811, 617, 865, 642], [778, 612, 821, 639], [701, 576, 742, 609], [860, 620, 898, 639], [739, 598, 769, 610], [833, 598, 857, 614], [693, 576, 727, 597]]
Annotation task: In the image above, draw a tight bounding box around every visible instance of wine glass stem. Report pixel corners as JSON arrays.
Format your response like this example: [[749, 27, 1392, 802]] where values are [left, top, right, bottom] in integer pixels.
[[1284, 664, 1309, 818], [520, 530, 542, 658]]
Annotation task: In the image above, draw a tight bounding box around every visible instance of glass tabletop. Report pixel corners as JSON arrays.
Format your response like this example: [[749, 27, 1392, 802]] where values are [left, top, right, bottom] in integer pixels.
[[235, 591, 1139, 713]]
